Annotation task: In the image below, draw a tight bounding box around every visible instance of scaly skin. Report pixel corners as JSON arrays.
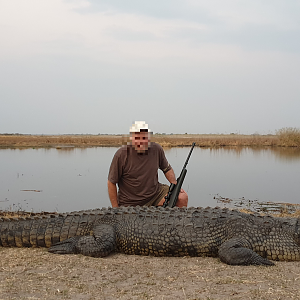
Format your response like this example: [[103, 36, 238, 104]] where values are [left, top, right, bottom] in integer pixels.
[[1, 206, 300, 266]]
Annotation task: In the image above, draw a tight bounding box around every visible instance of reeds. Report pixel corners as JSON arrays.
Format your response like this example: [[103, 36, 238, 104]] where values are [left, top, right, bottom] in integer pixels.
[[0, 128, 299, 148], [0, 133, 279, 148], [276, 127, 300, 147], [152, 134, 278, 147], [0, 134, 124, 148]]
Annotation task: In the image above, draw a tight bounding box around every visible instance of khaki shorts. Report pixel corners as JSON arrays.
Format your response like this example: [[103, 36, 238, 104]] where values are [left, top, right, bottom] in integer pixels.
[[144, 183, 170, 207]]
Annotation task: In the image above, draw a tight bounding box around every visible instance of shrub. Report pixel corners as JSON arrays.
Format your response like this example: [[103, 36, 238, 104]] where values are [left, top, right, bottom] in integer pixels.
[[276, 127, 300, 147]]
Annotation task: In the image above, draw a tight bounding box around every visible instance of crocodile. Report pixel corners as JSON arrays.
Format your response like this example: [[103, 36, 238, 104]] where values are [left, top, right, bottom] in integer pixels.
[[1, 206, 300, 266]]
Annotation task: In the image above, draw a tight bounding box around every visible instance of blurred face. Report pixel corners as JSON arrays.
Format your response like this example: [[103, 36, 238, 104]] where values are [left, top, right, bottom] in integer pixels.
[[130, 131, 150, 153]]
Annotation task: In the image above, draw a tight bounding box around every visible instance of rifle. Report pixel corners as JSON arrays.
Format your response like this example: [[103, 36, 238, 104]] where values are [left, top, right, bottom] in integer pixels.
[[163, 142, 195, 208]]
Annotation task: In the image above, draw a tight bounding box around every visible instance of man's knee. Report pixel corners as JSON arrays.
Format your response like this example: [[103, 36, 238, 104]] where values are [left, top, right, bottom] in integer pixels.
[[157, 189, 188, 208], [176, 189, 188, 208]]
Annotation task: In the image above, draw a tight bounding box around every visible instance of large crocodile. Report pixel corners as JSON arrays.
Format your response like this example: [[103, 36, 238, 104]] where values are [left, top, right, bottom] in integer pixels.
[[1, 206, 300, 266]]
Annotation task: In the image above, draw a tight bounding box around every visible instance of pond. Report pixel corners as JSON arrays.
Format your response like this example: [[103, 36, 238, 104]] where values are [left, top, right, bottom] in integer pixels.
[[0, 146, 300, 213]]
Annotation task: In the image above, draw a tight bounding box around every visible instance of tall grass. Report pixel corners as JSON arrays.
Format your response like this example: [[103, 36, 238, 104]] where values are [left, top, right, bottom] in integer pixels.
[[152, 134, 278, 147], [0, 135, 124, 148], [0, 131, 300, 148], [276, 127, 300, 147]]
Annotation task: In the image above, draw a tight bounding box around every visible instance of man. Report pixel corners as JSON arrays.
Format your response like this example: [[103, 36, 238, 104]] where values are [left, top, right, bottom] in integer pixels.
[[107, 121, 188, 207]]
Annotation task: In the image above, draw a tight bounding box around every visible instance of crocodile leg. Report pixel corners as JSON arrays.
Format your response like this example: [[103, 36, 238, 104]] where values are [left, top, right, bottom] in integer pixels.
[[218, 237, 274, 266], [48, 224, 116, 257]]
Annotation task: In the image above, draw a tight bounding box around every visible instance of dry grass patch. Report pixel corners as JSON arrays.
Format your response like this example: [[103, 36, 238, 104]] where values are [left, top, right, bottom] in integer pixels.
[[1, 249, 300, 299], [153, 134, 279, 148], [0, 134, 124, 148], [0, 133, 282, 148], [1, 128, 300, 148], [276, 127, 300, 147]]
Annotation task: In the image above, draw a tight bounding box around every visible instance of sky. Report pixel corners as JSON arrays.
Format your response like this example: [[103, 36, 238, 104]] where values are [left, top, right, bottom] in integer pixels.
[[0, 0, 299, 135]]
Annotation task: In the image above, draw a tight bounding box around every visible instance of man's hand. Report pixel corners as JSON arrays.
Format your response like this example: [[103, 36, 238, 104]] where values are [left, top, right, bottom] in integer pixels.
[[107, 180, 119, 207], [163, 169, 188, 207]]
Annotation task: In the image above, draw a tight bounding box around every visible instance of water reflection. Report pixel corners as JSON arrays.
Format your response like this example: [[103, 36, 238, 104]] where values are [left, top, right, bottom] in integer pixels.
[[206, 146, 300, 161], [0, 147, 299, 212], [271, 147, 300, 161]]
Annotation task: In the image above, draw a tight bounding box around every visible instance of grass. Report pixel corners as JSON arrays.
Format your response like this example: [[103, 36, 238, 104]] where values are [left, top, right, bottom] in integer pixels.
[[276, 127, 300, 147], [0, 131, 297, 148], [154, 133, 278, 147], [1, 128, 299, 148], [0, 134, 124, 148]]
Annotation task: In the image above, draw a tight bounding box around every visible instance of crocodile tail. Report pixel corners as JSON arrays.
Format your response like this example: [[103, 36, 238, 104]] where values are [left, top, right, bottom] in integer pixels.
[[0, 213, 97, 248]]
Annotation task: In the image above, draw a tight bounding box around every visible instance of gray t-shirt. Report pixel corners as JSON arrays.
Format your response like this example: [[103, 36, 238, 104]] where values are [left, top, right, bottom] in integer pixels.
[[108, 142, 171, 206]]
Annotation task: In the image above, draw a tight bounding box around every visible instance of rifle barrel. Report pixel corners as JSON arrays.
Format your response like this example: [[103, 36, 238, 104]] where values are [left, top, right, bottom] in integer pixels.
[[163, 143, 195, 208], [182, 142, 195, 170]]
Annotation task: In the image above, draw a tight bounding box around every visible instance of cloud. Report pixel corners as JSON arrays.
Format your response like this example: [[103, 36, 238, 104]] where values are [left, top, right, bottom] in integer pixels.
[[0, 0, 300, 134], [0, 0, 207, 64], [1, 0, 299, 65]]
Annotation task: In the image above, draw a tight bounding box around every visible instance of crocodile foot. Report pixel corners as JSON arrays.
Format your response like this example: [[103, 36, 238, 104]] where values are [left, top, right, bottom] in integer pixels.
[[48, 224, 116, 257], [218, 237, 275, 266]]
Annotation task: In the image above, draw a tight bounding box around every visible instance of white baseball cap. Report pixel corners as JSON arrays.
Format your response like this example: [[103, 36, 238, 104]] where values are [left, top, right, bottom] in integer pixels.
[[129, 121, 151, 133]]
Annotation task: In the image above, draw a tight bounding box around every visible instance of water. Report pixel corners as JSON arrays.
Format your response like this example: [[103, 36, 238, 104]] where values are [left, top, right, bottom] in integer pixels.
[[0, 147, 300, 212]]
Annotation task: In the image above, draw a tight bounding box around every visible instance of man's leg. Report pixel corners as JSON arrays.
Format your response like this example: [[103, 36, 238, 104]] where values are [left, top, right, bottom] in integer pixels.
[[157, 189, 188, 208], [176, 189, 188, 207]]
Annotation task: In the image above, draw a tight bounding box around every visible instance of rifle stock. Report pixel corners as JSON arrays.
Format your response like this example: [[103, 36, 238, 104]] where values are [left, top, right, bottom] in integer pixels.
[[163, 143, 195, 208]]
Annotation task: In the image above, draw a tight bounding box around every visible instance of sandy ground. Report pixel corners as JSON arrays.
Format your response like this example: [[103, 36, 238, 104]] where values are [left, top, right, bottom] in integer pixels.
[[1, 248, 300, 300]]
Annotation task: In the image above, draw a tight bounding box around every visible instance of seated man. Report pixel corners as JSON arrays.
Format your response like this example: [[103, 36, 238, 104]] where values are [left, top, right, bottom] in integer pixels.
[[107, 121, 188, 207]]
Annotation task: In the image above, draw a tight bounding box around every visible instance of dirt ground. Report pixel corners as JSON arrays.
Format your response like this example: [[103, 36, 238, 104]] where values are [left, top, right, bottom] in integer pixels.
[[1, 248, 300, 300]]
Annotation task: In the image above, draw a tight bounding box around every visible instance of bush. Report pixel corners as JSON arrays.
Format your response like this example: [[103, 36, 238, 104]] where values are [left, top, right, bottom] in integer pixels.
[[276, 127, 300, 147]]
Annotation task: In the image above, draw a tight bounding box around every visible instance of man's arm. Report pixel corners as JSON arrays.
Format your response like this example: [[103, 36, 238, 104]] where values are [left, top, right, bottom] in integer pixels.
[[164, 168, 177, 185], [107, 180, 119, 207], [164, 168, 185, 193]]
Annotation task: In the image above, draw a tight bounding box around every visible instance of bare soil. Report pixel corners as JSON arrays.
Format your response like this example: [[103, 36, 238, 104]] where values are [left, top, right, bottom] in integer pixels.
[[1, 248, 300, 300]]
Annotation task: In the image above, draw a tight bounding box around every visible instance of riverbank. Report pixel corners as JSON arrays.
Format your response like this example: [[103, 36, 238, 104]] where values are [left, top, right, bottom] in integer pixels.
[[0, 132, 298, 148]]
